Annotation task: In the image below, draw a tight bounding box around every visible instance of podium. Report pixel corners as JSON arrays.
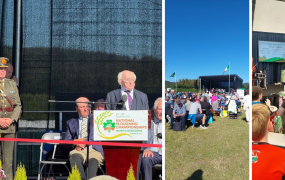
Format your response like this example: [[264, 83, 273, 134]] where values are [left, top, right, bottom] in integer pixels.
[[93, 110, 150, 179]]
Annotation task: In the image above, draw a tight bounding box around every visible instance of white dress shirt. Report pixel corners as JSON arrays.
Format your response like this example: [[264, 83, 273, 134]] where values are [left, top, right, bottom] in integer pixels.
[[121, 86, 134, 110]]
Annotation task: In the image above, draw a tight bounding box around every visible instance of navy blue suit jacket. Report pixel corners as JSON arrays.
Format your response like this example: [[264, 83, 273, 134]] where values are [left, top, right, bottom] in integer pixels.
[[64, 116, 104, 157], [105, 88, 149, 110]]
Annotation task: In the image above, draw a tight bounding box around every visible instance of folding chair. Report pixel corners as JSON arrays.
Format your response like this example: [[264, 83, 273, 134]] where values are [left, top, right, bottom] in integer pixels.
[[152, 164, 162, 180], [37, 132, 70, 180]]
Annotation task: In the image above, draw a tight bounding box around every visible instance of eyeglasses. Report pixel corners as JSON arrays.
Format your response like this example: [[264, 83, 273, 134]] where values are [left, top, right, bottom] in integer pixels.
[[124, 78, 136, 82]]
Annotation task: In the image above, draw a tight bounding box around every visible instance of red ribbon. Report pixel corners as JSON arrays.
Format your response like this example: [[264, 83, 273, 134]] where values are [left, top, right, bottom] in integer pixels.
[[0, 137, 162, 148]]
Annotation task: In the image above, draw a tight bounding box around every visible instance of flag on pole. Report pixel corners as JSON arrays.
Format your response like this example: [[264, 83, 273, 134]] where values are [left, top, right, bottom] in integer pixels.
[[223, 64, 230, 74], [170, 72, 176, 77]]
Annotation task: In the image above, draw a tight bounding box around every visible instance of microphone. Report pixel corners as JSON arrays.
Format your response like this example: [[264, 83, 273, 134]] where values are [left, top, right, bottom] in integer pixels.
[[157, 133, 162, 139], [121, 94, 128, 110], [116, 95, 128, 110]]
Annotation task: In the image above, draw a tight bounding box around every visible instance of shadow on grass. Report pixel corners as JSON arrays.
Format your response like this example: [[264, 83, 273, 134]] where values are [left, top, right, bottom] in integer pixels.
[[185, 169, 203, 180]]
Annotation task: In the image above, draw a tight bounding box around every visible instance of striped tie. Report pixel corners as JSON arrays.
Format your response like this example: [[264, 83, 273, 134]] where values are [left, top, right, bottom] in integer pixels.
[[81, 118, 87, 138], [125, 91, 132, 110]]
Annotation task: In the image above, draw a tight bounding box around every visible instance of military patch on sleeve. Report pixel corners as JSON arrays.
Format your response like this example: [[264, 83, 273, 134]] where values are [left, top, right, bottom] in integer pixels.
[[10, 90, 16, 94]]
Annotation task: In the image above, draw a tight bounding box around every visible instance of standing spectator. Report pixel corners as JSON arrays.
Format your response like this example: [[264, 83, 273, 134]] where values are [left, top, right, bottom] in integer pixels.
[[188, 91, 192, 99], [220, 93, 227, 110], [244, 90, 250, 124], [234, 90, 239, 100]]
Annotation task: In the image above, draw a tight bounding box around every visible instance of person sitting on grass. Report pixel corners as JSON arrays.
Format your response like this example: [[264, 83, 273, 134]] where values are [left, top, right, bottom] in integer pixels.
[[189, 99, 207, 129], [169, 100, 187, 131], [212, 99, 223, 117], [252, 104, 285, 180]]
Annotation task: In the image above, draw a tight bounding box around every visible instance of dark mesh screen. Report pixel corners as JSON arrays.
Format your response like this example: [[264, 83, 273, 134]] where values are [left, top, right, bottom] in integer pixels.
[[0, 0, 162, 123]]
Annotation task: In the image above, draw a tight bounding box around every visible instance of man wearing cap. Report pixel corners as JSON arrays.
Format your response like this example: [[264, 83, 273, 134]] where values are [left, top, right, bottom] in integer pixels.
[[189, 99, 207, 129], [0, 57, 21, 180], [105, 70, 149, 110], [169, 100, 187, 131]]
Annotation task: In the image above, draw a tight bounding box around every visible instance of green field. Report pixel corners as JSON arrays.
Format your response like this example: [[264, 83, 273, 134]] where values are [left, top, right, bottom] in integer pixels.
[[165, 111, 249, 180]]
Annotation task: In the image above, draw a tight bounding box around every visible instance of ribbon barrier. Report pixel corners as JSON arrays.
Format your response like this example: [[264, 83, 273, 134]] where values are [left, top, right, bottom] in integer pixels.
[[0, 137, 162, 148]]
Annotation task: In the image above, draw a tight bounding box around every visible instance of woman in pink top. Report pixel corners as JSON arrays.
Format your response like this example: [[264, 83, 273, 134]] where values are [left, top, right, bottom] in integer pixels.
[[211, 93, 218, 104]]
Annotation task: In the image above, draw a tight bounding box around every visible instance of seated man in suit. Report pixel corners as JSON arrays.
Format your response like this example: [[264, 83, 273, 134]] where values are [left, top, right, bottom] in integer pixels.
[[64, 97, 104, 180], [141, 97, 162, 180], [106, 70, 149, 110], [169, 100, 186, 131]]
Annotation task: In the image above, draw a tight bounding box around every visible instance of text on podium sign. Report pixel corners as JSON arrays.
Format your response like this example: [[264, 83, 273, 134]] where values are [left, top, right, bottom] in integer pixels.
[[93, 110, 148, 141]]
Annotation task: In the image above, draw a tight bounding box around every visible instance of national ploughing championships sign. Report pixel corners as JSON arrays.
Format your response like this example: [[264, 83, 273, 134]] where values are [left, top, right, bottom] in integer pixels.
[[93, 110, 148, 141]]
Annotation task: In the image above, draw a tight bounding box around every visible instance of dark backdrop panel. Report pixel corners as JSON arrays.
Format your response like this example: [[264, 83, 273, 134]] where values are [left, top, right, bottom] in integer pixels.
[[252, 31, 285, 84], [0, 0, 14, 60], [19, 0, 162, 122]]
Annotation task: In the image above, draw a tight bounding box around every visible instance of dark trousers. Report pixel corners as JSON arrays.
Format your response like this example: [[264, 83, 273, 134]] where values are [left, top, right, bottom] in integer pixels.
[[170, 115, 186, 130], [70, 153, 99, 179], [141, 152, 162, 180]]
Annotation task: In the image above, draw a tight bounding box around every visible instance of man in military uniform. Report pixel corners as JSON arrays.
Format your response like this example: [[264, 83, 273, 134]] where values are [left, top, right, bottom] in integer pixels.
[[0, 57, 21, 180]]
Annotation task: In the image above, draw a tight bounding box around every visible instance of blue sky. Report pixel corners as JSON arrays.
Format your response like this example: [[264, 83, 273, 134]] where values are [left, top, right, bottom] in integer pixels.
[[165, 0, 249, 83]]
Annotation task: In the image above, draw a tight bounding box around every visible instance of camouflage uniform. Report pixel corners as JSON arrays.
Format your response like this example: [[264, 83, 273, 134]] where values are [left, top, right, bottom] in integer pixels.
[[0, 58, 21, 180]]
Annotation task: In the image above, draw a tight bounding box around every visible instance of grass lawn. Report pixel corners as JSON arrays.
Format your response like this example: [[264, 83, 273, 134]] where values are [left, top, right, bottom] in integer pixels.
[[165, 111, 249, 180]]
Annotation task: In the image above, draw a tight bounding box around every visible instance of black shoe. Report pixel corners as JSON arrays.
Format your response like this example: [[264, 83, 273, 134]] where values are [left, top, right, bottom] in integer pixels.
[[182, 129, 186, 131], [168, 126, 173, 130]]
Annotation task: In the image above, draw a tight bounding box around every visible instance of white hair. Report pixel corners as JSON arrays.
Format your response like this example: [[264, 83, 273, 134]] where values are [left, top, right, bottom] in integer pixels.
[[154, 97, 162, 109], [117, 70, 136, 85]]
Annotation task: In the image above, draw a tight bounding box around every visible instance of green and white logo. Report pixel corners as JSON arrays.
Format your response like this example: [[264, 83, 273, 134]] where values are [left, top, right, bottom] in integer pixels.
[[103, 120, 115, 133], [252, 150, 260, 163]]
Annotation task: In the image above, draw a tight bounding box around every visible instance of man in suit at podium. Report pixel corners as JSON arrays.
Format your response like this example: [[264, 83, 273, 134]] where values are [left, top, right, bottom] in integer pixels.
[[106, 70, 149, 110], [141, 97, 162, 180], [64, 97, 104, 180]]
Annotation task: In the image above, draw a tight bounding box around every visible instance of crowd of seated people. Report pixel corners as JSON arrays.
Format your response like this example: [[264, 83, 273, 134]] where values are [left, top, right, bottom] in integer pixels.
[[166, 88, 248, 131]]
